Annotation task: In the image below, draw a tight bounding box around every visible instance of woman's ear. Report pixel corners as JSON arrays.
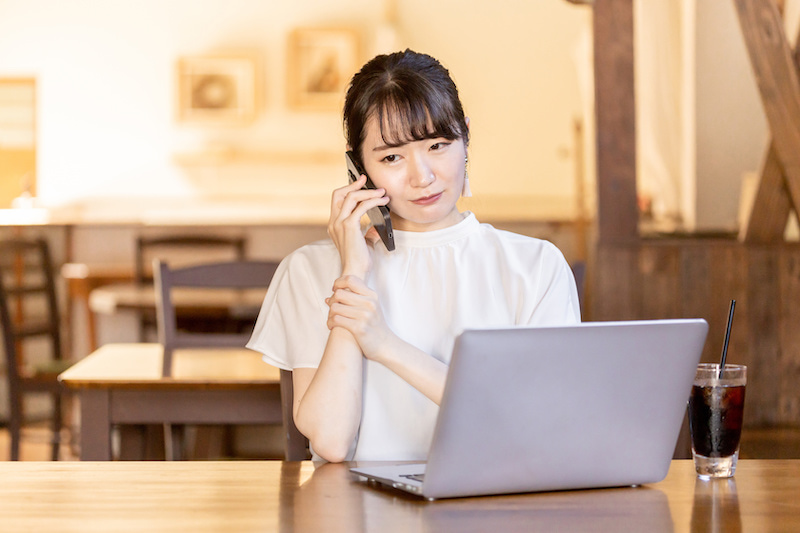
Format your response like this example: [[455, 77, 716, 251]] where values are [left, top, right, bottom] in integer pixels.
[[465, 117, 470, 130]]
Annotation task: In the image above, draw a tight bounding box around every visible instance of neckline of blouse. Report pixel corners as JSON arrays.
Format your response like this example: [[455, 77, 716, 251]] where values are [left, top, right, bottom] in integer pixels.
[[391, 211, 479, 248]]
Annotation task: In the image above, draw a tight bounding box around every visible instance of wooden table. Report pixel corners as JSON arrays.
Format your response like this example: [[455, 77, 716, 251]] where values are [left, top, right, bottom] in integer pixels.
[[0, 460, 798, 532], [58, 343, 281, 460], [61, 263, 134, 352], [61, 263, 267, 352]]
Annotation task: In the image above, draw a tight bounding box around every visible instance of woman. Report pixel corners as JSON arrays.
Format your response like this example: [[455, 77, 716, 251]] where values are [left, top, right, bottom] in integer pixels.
[[248, 50, 580, 462]]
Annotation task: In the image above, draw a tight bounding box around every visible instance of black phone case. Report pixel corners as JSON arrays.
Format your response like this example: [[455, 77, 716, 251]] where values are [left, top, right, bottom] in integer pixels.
[[345, 151, 395, 251]]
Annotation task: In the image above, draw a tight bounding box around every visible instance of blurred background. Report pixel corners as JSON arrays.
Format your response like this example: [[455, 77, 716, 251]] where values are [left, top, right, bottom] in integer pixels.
[[2, 0, 795, 231], [3, 0, 800, 459]]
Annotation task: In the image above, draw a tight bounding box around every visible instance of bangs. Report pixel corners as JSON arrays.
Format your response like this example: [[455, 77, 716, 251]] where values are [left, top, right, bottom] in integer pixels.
[[343, 50, 469, 162], [371, 85, 466, 148]]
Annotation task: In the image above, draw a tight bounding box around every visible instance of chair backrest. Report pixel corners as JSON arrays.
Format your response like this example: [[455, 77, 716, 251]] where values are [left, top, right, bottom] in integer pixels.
[[154, 259, 278, 376], [571, 260, 586, 315], [0, 238, 62, 385], [136, 235, 246, 285], [280, 369, 311, 460]]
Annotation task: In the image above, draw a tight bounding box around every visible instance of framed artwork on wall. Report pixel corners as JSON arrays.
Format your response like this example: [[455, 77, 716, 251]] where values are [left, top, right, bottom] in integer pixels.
[[288, 28, 360, 111], [176, 54, 258, 124]]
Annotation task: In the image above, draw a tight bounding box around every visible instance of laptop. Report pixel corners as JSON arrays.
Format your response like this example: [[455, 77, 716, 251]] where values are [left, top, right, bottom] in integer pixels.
[[350, 319, 708, 500]]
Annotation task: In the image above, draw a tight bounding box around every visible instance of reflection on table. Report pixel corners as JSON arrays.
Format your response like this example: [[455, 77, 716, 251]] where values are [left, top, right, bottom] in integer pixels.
[[58, 343, 281, 460], [2, 460, 799, 531]]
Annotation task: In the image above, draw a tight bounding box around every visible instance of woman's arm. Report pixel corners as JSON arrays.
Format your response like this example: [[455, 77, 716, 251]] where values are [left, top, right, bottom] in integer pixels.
[[326, 274, 448, 405], [290, 176, 390, 463], [369, 332, 449, 405], [291, 328, 363, 463]]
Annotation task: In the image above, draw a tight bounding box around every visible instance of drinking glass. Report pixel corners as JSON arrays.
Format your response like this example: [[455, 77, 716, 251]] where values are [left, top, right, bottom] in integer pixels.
[[688, 363, 746, 479]]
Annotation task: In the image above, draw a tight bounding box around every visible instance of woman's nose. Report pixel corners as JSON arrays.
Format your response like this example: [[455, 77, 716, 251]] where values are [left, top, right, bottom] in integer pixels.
[[409, 155, 434, 187]]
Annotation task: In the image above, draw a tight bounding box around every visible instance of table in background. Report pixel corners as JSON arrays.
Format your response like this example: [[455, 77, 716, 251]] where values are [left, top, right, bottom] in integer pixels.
[[61, 263, 133, 352], [61, 261, 267, 352], [1, 460, 798, 531], [87, 282, 267, 317], [88, 280, 266, 344], [58, 343, 281, 460]]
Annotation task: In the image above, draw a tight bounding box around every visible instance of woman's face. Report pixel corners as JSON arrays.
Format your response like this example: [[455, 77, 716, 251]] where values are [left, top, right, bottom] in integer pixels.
[[359, 114, 467, 232]]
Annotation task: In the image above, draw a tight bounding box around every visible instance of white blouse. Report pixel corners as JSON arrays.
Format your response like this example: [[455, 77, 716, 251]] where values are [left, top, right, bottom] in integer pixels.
[[247, 212, 581, 460]]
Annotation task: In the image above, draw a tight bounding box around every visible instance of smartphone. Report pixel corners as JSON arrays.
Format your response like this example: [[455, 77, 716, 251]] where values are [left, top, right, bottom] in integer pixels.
[[345, 151, 395, 251]]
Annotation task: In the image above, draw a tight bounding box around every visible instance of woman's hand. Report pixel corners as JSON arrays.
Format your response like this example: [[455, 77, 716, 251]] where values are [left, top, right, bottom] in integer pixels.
[[328, 175, 390, 277], [325, 274, 393, 358], [325, 274, 448, 405]]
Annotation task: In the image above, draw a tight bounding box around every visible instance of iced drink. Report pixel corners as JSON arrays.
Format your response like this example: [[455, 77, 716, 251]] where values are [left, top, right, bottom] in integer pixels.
[[688, 364, 746, 478]]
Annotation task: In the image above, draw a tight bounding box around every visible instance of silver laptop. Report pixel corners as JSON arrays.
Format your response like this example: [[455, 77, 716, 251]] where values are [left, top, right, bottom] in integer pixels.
[[351, 319, 708, 500]]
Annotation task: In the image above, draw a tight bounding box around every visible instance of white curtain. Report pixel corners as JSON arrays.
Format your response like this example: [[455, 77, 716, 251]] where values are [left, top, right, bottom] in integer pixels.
[[635, 0, 683, 225]]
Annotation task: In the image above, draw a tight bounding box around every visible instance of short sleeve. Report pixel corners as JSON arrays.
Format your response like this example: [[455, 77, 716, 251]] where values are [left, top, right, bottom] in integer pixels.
[[246, 242, 340, 370], [523, 241, 582, 326]]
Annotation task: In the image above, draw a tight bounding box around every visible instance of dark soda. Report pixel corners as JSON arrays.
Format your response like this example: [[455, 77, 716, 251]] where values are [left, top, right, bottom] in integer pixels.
[[688, 384, 746, 457]]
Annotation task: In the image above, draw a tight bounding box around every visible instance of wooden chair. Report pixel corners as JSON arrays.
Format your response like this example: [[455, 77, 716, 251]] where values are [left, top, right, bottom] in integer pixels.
[[135, 235, 247, 341], [0, 238, 71, 460], [570, 260, 586, 315], [153, 259, 279, 459], [280, 369, 311, 461]]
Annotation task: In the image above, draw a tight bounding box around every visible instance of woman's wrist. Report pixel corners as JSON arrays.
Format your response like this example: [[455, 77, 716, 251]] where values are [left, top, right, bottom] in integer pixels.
[[341, 262, 369, 279], [364, 331, 401, 365]]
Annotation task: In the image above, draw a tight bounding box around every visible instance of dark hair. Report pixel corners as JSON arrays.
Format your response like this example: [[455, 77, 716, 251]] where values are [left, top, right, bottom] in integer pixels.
[[343, 49, 469, 164]]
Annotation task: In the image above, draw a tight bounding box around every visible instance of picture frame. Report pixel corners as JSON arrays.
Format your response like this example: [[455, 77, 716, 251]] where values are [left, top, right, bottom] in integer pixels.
[[176, 54, 258, 124], [288, 28, 360, 111]]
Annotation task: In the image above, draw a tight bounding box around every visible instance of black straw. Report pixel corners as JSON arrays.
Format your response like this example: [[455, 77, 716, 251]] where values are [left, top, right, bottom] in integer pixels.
[[718, 299, 736, 379]]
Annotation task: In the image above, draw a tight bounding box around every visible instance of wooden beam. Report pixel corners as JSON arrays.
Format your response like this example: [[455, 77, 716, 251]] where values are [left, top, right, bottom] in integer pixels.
[[742, 4, 800, 243], [593, 0, 639, 243], [735, 0, 800, 241], [743, 145, 793, 242]]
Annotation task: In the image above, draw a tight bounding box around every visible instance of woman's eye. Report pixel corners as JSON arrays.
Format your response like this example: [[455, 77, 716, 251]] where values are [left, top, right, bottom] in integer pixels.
[[430, 142, 450, 151], [382, 154, 399, 163]]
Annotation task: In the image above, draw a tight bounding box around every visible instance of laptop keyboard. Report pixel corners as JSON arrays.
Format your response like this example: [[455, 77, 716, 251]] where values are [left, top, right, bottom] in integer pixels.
[[400, 473, 425, 483]]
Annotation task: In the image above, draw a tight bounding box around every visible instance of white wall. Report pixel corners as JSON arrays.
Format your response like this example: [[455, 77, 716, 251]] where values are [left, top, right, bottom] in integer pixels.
[[0, 0, 591, 218], [636, 0, 684, 225], [636, 0, 796, 233], [397, 0, 591, 205], [693, 0, 768, 232]]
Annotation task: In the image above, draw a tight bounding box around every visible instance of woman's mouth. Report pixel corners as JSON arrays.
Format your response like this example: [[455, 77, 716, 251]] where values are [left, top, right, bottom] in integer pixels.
[[411, 192, 443, 205]]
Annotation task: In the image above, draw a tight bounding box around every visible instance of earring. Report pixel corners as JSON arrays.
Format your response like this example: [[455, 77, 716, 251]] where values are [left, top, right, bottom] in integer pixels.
[[462, 156, 472, 198]]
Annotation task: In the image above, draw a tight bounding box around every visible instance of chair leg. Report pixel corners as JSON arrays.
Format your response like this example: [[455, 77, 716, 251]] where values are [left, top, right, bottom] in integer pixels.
[[138, 314, 147, 342], [118, 425, 147, 460], [191, 425, 230, 459], [51, 393, 63, 461], [9, 397, 21, 461], [163, 423, 184, 460], [223, 425, 236, 457], [118, 425, 168, 460]]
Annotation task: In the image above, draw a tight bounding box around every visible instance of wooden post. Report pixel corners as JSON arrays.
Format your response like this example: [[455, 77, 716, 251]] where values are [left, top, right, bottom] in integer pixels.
[[593, 0, 639, 243]]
